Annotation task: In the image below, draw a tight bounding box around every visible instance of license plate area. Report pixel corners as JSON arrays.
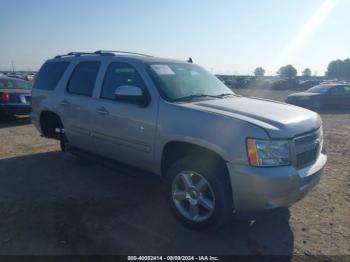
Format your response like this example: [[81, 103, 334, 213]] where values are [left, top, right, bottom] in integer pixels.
[[19, 95, 31, 104]]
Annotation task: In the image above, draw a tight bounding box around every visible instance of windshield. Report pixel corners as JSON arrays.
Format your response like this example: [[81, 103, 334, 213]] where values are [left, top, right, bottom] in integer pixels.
[[307, 85, 331, 94], [146, 62, 234, 102]]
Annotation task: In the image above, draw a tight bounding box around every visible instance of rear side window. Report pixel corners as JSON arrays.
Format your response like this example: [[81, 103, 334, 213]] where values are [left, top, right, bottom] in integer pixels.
[[67, 61, 100, 97], [34, 62, 69, 90]]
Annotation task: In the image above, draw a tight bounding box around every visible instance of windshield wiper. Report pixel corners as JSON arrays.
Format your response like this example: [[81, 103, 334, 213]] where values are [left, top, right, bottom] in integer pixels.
[[173, 93, 235, 102], [215, 93, 236, 98], [172, 94, 221, 102]]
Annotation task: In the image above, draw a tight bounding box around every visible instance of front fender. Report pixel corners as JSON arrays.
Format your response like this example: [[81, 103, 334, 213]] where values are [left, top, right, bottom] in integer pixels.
[[153, 100, 269, 174]]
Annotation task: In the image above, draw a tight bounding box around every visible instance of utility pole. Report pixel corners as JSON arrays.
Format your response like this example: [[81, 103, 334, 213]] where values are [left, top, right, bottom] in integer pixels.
[[11, 60, 15, 72]]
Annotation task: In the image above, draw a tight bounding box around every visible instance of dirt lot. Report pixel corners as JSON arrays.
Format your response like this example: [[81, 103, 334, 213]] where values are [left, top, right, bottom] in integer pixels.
[[0, 89, 349, 257]]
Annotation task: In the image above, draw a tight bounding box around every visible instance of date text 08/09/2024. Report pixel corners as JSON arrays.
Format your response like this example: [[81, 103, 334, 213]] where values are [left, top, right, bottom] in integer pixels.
[[127, 256, 219, 261]]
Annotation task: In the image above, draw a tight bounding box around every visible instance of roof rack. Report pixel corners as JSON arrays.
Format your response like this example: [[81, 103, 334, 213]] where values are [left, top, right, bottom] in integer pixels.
[[54, 52, 97, 58], [54, 50, 153, 59], [94, 50, 153, 57]]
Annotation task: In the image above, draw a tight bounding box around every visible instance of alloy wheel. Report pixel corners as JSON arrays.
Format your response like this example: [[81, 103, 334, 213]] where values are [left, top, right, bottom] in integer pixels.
[[172, 171, 215, 222]]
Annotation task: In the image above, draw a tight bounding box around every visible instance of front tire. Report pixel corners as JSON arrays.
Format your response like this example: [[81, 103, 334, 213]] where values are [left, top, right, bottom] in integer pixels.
[[59, 133, 70, 152], [165, 155, 233, 229]]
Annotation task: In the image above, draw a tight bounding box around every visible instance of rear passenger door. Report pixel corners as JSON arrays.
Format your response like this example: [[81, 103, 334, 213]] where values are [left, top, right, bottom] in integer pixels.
[[61, 61, 100, 152], [92, 61, 158, 171]]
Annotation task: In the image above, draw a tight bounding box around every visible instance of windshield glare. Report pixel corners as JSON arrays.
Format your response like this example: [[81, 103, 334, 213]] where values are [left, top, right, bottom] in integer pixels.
[[146, 62, 234, 102], [307, 85, 331, 94]]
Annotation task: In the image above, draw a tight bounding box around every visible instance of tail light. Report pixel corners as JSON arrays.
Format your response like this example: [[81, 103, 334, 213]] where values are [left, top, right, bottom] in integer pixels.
[[0, 92, 10, 103]]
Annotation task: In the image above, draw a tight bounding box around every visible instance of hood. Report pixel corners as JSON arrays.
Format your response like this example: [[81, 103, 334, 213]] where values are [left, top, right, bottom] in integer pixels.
[[287, 92, 320, 97], [181, 96, 321, 138]]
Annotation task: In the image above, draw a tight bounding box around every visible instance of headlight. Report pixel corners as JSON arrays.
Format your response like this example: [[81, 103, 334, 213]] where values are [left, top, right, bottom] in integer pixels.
[[247, 138, 290, 167]]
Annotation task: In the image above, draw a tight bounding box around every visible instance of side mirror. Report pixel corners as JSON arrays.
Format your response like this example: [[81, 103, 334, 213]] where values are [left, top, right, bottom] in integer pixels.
[[114, 85, 149, 106]]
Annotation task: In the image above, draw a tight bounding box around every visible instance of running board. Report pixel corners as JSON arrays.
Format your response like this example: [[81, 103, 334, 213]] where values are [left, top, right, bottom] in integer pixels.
[[69, 147, 160, 180]]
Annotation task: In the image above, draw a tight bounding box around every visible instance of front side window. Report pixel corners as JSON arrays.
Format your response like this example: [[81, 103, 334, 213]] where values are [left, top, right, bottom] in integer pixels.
[[146, 62, 234, 102], [67, 61, 100, 97], [34, 61, 69, 90], [101, 62, 146, 100]]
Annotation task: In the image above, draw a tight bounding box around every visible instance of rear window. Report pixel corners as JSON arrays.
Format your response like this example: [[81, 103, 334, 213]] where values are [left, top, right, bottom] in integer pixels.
[[0, 79, 32, 89], [12, 79, 32, 89], [67, 61, 100, 97], [33, 61, 69, 90]]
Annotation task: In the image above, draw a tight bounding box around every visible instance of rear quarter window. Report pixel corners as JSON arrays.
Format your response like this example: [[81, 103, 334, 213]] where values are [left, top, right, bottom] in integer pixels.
[[33, 61, 69, 90]]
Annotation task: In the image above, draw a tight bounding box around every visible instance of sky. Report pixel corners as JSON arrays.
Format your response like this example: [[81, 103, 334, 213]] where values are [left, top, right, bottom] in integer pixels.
[[0, 0, 349, 75]]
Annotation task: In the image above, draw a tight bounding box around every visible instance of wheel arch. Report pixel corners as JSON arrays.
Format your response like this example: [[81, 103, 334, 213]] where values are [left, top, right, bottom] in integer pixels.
[[160, 140, 230, 178], [162, 140, 235, 224], [39, 110, 64, 139]]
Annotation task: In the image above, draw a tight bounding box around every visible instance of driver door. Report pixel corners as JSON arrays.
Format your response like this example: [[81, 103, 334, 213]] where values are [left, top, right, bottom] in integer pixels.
[[91, 61, 157, 171], [328, 86, 345, 108]]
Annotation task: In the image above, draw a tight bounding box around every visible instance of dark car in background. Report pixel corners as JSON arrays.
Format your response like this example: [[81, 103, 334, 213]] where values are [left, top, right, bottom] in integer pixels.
[[5, 72, 28, 81], [0, 76, 32, 117], [285, 84, 350, 110], [298, 80, 321, 90]]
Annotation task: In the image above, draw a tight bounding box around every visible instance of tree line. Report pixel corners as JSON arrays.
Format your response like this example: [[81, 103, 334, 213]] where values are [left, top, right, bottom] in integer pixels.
[[253, 58, 350, 78]]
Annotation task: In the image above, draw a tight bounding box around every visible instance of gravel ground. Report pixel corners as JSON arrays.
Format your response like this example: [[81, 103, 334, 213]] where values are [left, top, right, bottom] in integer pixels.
[[0, 89, 349, 258]]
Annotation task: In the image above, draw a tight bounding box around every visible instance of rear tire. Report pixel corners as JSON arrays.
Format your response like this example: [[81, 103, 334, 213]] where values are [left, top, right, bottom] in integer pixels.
[[59, 133, 70, 152], [165, 155, 233, 229]]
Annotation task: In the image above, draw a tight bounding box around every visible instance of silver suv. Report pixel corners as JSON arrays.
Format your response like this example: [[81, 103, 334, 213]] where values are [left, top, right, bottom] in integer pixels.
[[31, 51, 327, 228]]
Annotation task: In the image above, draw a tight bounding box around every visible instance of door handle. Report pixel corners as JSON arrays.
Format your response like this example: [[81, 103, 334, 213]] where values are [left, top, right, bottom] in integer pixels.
[[96, 107, 109, 115], [60, 99, 70, 106]]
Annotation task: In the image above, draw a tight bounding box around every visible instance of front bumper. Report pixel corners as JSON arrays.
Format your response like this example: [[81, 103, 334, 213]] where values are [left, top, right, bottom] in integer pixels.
[[226, 148, 327, 213], [0, 103, 31, 115]]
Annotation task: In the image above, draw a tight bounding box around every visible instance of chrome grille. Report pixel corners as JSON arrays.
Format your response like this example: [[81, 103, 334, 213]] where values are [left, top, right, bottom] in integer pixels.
[[294, 128, 322, 169]]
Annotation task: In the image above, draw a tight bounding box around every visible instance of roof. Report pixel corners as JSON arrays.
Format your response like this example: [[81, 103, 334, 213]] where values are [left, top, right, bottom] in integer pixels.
[[50, 50, 188, 64], [319, 82, 349, 87]]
